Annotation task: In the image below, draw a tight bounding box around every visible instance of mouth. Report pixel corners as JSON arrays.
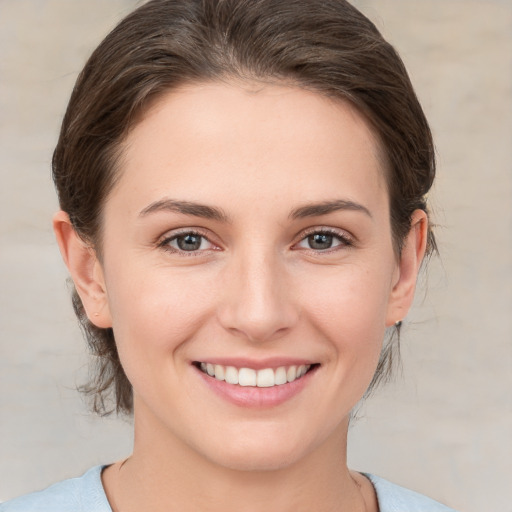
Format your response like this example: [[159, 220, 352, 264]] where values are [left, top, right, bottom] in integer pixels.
[[193, 362, 318, 388]]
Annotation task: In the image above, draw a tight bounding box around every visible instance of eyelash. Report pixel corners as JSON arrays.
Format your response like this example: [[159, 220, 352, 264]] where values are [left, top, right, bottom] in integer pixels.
[[292, 227, 354, 253], [157, 227, 354, 255], [157, 229, 218, 256]]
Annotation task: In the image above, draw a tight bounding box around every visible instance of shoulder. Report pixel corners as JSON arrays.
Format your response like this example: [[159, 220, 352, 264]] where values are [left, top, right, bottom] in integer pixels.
[[0, 466, 111, 512], [365, 473, 459, 512]]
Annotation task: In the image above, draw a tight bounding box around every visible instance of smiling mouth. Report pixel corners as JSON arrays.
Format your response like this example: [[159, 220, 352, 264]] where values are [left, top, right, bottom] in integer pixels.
[[194, 362, 317, 388]]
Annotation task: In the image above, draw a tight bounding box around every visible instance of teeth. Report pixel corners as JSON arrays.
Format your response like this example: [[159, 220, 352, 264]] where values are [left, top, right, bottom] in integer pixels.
[[239, 368, 257, 387], [198, 363, 312, 387], [225, 366, 239, 385], [214, 365, 225, 381], [256, 368, 274, 388], [275, 366, 287, 385]]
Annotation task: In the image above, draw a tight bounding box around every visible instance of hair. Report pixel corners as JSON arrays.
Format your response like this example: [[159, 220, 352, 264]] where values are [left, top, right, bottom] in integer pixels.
[[53, 0, 436, 415]]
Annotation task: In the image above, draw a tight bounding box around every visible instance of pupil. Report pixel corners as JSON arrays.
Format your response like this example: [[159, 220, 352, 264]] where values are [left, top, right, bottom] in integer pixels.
[[177, 234, 201, 251], [308, 233, 333, 250]]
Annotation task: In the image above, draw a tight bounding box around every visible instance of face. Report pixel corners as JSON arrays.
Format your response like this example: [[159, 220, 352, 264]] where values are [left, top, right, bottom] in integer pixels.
[[68, 82, 422, 471]]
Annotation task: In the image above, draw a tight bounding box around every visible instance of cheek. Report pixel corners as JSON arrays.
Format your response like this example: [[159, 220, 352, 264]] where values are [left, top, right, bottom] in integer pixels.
[[298, 263, 392, 362], [103, 263, 216, 368]]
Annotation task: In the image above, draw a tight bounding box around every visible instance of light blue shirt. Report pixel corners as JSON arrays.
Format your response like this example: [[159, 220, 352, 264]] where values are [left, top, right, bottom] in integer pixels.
[[0, 466, 458, 511]]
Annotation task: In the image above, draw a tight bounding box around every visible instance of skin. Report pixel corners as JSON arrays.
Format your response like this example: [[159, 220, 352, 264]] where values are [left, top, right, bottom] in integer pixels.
[[54, 82, 427, 512]]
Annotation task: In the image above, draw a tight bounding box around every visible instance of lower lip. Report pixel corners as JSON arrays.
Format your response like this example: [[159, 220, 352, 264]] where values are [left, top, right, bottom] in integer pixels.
[[195, 366, 317, 408]]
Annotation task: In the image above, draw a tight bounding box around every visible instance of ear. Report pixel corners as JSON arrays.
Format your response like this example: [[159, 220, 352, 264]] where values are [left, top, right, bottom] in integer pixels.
[[386, 209, 429, 326], [53, 211, 112, 328]]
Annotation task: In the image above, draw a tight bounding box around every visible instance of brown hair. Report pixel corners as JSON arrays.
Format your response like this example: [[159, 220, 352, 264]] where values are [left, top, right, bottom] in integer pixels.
[[53, 0, 436, 415]]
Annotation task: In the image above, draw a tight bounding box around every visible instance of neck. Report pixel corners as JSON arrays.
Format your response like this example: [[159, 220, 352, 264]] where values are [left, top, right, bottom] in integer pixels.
[[103, 403, 369, 512]]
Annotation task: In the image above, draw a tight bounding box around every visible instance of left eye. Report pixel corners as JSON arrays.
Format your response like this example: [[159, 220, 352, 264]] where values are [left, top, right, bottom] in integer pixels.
[[296, 231, 349, 251], [165, 233, 214, 252]]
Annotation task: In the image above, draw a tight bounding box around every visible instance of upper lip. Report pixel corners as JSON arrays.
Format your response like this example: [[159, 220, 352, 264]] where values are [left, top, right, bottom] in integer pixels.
[[192, 357, 318, 370]]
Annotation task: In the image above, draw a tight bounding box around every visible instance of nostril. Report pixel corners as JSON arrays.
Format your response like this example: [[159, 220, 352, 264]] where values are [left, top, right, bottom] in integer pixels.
[[216, 271, 300, 343]]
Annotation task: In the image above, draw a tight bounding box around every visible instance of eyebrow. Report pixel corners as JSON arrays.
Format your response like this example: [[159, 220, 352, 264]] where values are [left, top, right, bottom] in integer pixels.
[[139, 198, 230, 223], [139, 198, 371, 223], [289, 199, 372, 220]]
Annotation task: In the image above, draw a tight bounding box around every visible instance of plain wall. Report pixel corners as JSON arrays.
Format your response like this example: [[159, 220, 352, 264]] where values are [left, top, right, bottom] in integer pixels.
[[1, 1, 511, 511]]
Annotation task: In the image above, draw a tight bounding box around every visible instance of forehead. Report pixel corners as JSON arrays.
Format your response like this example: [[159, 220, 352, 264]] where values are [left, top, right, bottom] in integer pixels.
[[114, 81, 388, 213]]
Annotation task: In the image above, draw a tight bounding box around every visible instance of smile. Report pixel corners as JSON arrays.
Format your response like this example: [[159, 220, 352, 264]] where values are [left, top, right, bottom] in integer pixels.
[[196, 362, 313, 388]]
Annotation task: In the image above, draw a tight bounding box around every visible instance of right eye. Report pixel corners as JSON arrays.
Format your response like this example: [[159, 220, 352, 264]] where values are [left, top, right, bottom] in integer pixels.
[[159, 231, 217, 254]]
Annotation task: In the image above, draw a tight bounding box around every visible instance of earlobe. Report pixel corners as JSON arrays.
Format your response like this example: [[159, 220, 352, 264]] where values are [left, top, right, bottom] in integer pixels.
[[53, 211, 112, 328], [386, 210, 428, 326]]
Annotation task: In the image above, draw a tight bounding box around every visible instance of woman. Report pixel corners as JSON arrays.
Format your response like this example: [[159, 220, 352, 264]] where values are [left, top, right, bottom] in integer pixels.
[[1, 0, 458, 510]]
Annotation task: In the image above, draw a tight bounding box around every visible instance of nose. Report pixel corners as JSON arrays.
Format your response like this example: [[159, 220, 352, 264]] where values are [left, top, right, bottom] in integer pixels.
[[217, 247, 299, 343]]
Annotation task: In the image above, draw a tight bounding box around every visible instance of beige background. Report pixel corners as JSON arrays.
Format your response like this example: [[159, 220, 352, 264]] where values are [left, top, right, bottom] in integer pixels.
[[1, 1, 511, 511]]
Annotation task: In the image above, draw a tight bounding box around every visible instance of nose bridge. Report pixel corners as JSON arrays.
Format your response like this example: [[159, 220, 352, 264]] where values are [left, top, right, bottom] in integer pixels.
[[218, 241, 298, 342]]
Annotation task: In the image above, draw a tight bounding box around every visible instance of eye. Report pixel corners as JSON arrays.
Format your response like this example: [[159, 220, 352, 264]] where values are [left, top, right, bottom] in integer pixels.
[[159, 231, 217, 253], [294, 229, 352, 251]]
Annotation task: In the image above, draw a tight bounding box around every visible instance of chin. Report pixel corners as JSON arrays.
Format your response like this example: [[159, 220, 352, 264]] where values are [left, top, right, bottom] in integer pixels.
[[209, 445, 303, 473], [196, 425, 327, 473]]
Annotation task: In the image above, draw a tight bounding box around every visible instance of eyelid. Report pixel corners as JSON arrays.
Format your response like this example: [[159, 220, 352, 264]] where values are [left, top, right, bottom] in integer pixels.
[[157, 228, 221, 254], [292, 226, 355, 250]]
